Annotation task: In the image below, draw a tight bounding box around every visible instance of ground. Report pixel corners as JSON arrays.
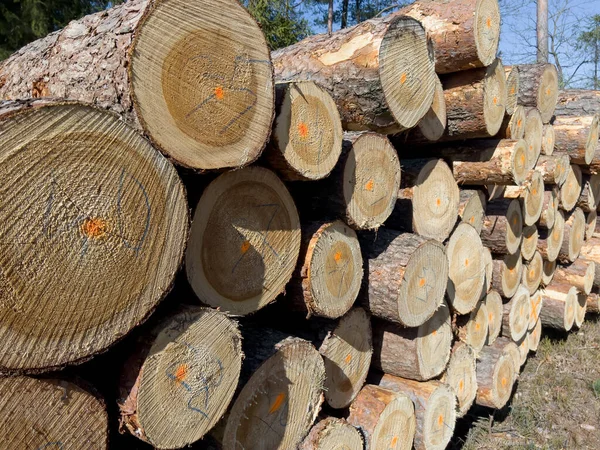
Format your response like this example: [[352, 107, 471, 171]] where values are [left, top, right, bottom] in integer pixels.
[[453, 315, 600, 449]]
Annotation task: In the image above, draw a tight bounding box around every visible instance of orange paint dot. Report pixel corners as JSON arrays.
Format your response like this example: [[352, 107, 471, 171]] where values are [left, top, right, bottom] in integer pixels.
[[493, 96, 498, 105], [432, 329, 438, 336], [486, 17, 492, 28], [81, 217, 107, 238], [365, 179, 374, 191], [510, 87, 516, 95], [530, 145, 533, 151], [510, 267, 515, 273], [459, 380, 464, 392], [533, 188, 537, 195], [334, 251, 343, 262], [513, 217, 518, 225], [517, 119, 522, 127], [438, 415, 444, 426], [530, 270, 535, 278], [469, 216, 475, 223], [215, 86, 224, 100], [436, 198, 441, 206], [297, 121, 309, 138], [465, 259, 469, 266], [345, 353, 353, 364], [520, 154, 526, 165], [390, 436, 399, 447], [400, 73, 407, 84], [174, 364, 188, 383], [240, 240, 251, 254], [501, 377, 508, 387], [475, 322, 481, 331], [419, 278, 426, 287], [546, 88, 551, 96], [269, 392, 286, 414], [489, 312, 494, 322]]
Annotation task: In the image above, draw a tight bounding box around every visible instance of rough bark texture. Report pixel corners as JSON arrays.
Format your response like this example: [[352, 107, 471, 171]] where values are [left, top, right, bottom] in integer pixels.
[[516, 63, 558, 123], [539, 281, 576, 331], [552, 115, 599, 165], [577, 175, 600, 212], [535, 155, 569, 186], [553, 258, 594, 295], [498, 105, 526, 139], [555, 89, 600, 117], [454, 301, 489, 354]]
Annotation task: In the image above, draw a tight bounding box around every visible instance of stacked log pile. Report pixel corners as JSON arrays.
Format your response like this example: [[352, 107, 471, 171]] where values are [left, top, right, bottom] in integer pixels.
[[0, 0, 598, 448]]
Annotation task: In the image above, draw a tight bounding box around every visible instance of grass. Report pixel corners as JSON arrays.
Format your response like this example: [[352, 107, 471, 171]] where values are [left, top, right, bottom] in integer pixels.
[[452, 315, 600, 449]]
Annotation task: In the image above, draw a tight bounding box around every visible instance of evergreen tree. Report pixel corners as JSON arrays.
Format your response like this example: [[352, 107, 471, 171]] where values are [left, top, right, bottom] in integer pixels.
[[245, 0, 311, 50], [578, 14, 600, 89]]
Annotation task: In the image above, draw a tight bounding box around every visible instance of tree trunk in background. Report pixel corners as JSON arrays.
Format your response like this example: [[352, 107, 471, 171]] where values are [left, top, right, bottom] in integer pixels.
[[537, 0, 548, 63], [328, 0, 334, 34], [342, 0, 349, 28]]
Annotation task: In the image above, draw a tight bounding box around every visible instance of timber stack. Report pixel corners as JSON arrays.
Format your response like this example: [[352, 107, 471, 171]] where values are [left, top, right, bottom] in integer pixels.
[[0, 0, 598, 448]]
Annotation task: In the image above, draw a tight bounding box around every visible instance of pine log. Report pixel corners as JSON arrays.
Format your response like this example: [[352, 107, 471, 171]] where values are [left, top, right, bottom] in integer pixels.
[[372, 305, 452, 381], [454, 301, 489, 354], [0, 377, 108, 449], [359, 229, 448, 326], [539, 281, 577, 331], [271, 16, 435, 133], [574, 292, 587, 329], [481, 198, 523, 255], [440, 342, 477, 418], [555, 89, 600, 116], [446, 223, 487, 314], [577, 174, 600, 212], [118, 307, 242, 448], [348, 385, 416, 450], [400, 0, 500, 74], [458, 189, 487, 234], [300, 417, 363, 450], [266, 81, 343, 181], [537, 210, 565, 262], [498, 104, 526, 139], [286, 221, 363, 319], [485, 290, 504, 344], [528, 290, 543, 331], [387, 159, 459, 242], [504, 169, 544, 226], [586, 210, 597, 240], [492, 253, 523, 298], [403, 74, 447, 142], [0, 0, 274, 170], [376, 375, 457, 450], [0, 101, 187, 373], [559, 164, 583, 211], [535, 155, 569, 186], [558, 207, 585, 263], [434, 59, 506, 141], [516, 334, 529, 367], [539, 188, 559, 229], [185, 166, 300, 316], [586, 291, 600, 314], [515, 63, 559, 123], [580, 237, 600, 288], [552, 115, 599, 165], [523, 107, 543, 169], [542, 258, 557, 286], [521, 225, 539, 260], [475, 344, 516, 409], [528, 317, 542, 352], [482, 247, 494, 297], [505, 66, 520, 115], [489, 337, 521, 380], [222, 331, 325, 450], [522, 251, 543, 294], [542, 124, 555, 155], [553, 258, 595, 295], [501, 285, 531, 341]]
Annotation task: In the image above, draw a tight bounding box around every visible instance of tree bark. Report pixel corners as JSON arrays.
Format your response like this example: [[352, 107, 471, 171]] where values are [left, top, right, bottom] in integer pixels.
[[555, 89, 600, 117], [299, 417, 363, 450], [535, 155, 569, 186], [481, 198, 523, 255], [553, 258, 595, 295], [580, 237, 600, 288], [552, 115, 599, 165], [516, 63, 559, 123], [454, 301, 488, 354], [539, 281, 577, 331]]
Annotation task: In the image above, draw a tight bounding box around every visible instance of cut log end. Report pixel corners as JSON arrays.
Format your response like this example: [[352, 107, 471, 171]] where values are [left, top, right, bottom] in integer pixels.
[[492, 253, 523, 298], [553, 258, 595, 296], [560, 208, 585, 263], [542, 258, 556, 286], [540, 283, 577, 331], [539, 210, 565, 262], [416, 75, 447, 141], [536, 64, 559, 123], [321, 308, 373, 409], [505, 66, 520, 116], [578, 174, 600, 213], [541, 124, 555, 155], [459, 190, 487, 234], [553, 115, 599, 165], [483, 59, 508, 136], [522, 251, 543, 295], [442, 342, 477, 418], [223, 339, 325, 449], [523, 107, 543, 170], [529, 290, 543, 330], [131, 0, 274, 169], [485, 290, 504, 345], [300, 417, 363, 450], [528, 317, 542, 352], [0, 102, 188, 372], [522, 225, 539, 261], [574, 293, 587, 329], [501, 105, 526, 139], [456, 301, 489, 354], [475, 346, 516, 409], [483, 246, 494, 295], [447, 223, 486, 314], [520, 169, 545, 225], [502, 285, 531, 342], [0, 377, 108, 449], [474, 0, 501, 66], [506, 199, 524, 254], [586, 210, 597, 240], [186, 166, 300, 316], [418, 306, 454, 380], [270, 81, 343, 180], [539, 188, 558, 229]]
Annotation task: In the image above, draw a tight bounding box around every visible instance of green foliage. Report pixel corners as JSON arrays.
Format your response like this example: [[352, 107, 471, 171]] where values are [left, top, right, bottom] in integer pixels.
[[592, 379, 600, 398], [0, 0, 123, 60], [578, 14, 600, 89], [245, 0, 310, 50], [310, 0, 404, 32]]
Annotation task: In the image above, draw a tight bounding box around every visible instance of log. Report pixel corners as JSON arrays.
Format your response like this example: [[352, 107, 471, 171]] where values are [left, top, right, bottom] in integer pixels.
[[300, 417, 363, 450], [528, 290, 543, 331], [0, 101, 188, 373], [446, 223, 487, 314], [401, 0, 500, 74], [454, 300, 488, 354], [583, 144, 600, 175], [521, 225, 539, 260], [348, 385, 416, 450], [372, 305, 452, 381], [542, 258, 557, 286], [498, 104, 526, 139], [558, 207, 585, 263], [505, 66, 520, 115], [528, 317, 542, 352], [574, 292, 587, 329], [555, 89, 600, 116], [491, 252, 523, 298], [504, 169, 544, 226], [485, 290, 504, 344], [286, 221, 363, 319], [458, 189, 487, 234], [0, 377, 108, 449], [537, 210, 565, 262], [553, 258, 595, 295], [0, 0, 274, 170], [440, 342, 477, 418], [271, 15, 435, 133], [515, 63, 559, 123], [489, 337, 521, 380], [577, 174, 600, 212], [552, 115, 599, 165], [580, 237, 600, 288], [222, 332, 325, 450], [587, 291, 600, 314], [387, 158, 459, 242], [437, 59, 506, 140], [293, 132, 401, 230], [539, 281, 576, 331], [522, 251, 543, 294], [516, 334, 529, 367], [523, 107, 543, 169], [501, 285, 531, 341], [359, 229, 448, 326], [475, 344, 516, 409], [586, 210, 597, 241], [535, 155, 569, 186], [482, 246, 494, 297], [376, 375, 457, 450], [539, 188, 559, 229], [542, 124, 555, 155], [266, 81, 343, 181], [118, 307, 242, 448], [185, 166, 301, 316], [403, 74, 447, 142], [558, 164, 583, 211], [481, 198, 523, 255]]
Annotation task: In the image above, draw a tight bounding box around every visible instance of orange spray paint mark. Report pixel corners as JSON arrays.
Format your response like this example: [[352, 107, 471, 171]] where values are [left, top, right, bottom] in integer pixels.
[[520, 154, 526, 165], [470, 216, 475, 224], [510, 87, 516, 95], [400, 73, 407, 84], [501, 377, 508, 387], [174, 364, 188, 383], [81, 217, 107, 238], [390, 436, 399, 447], [436, 198, 441, 206], [419, 278, 426, 287], [465, 259, 469, 266], [475, 322, 481, 331], [298, 122, 309, 138], [517, 119, 522, 127], [489, 312, 494, 322], [269, 392, 286, 414], [365, 179, 374, 191], [215, 86, 224, 100], [438, 415, 444, 427], [334, 251, 343, 262], [486, 17, 492, 28], [459, 380, 464, 392], [546, 88, 551, 96], [432, 329, 438, 336], [530, 270, 535, 278], [493, 97, 498, 105], [513, 217, 518, 225], [345, 353, 353, 364], [241, 240, 251, 254]]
